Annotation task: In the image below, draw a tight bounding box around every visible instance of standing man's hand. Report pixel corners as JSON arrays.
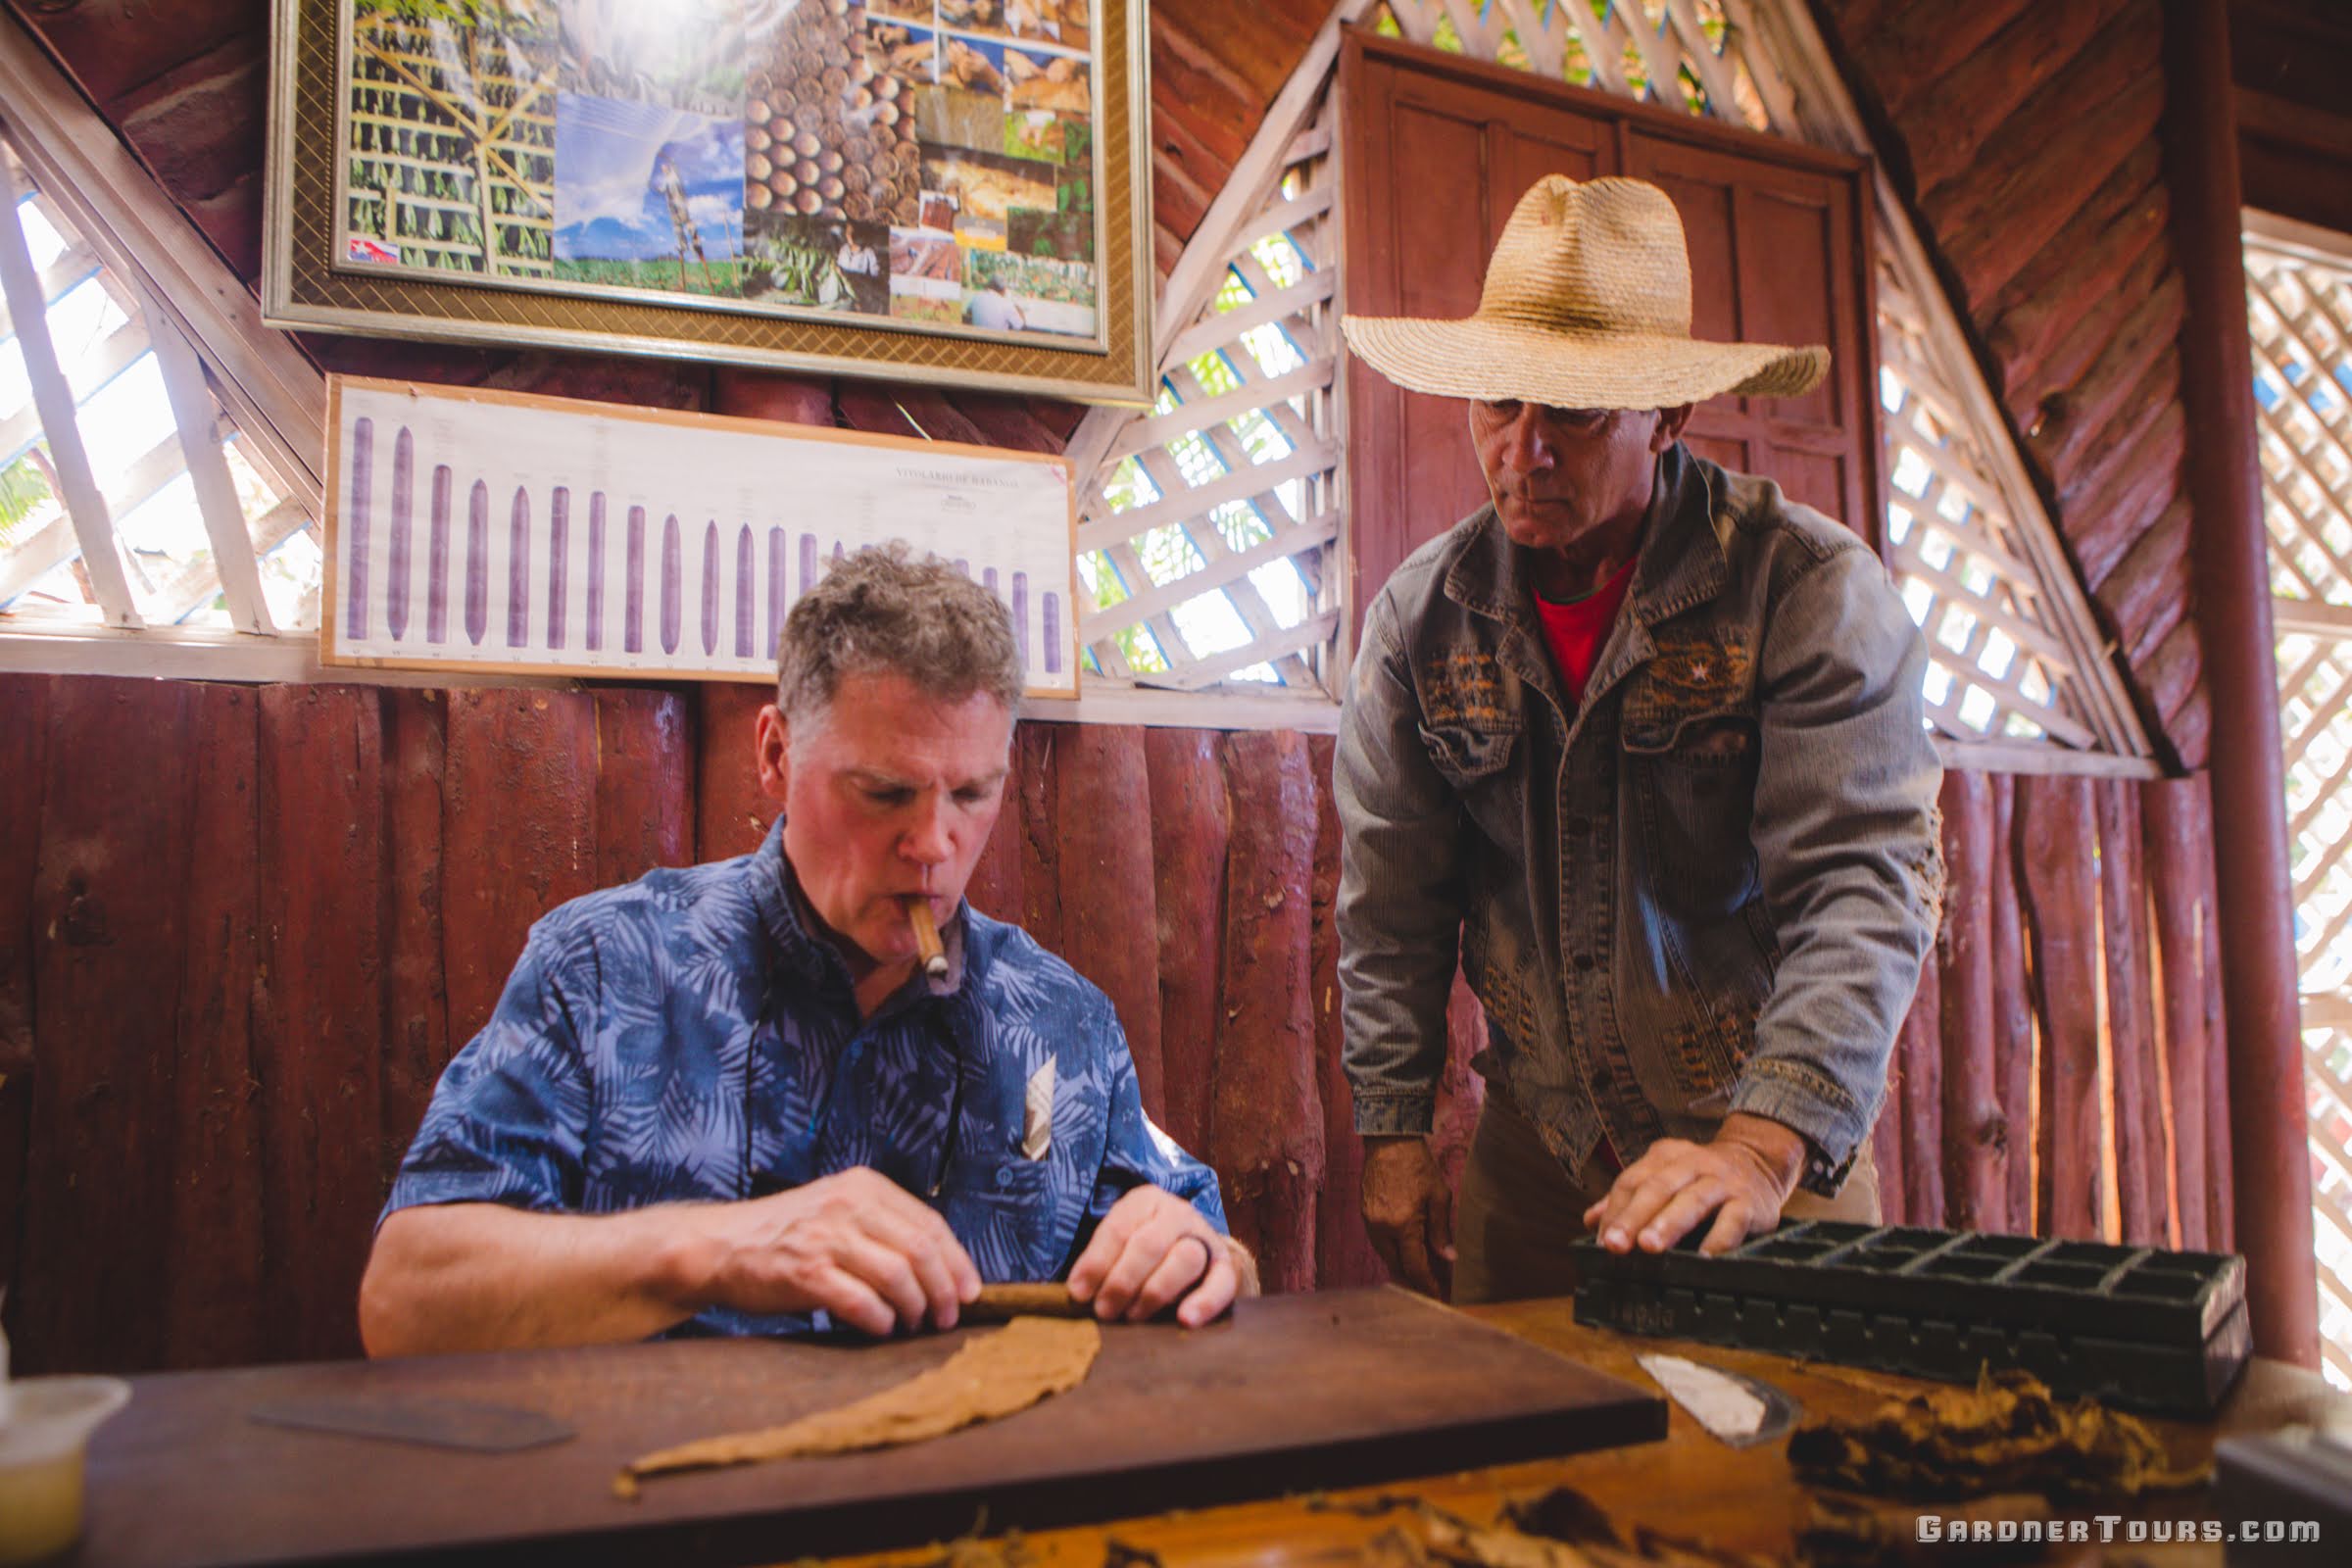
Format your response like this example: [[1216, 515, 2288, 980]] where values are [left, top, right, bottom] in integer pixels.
[[681, 1166, 983, 1336], [1066, 1186, 1252, 1328], [1581, 1112, 1807, 1256], [1361, 1135, 1454, 1297]]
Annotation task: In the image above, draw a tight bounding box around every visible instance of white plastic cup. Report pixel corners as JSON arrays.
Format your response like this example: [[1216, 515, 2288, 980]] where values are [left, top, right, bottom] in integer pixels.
[[0, 1377, 130, 1565]]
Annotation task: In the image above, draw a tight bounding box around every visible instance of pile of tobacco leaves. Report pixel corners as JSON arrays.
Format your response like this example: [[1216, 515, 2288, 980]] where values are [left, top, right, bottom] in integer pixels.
[[1786, 1369, 2208, 1501]]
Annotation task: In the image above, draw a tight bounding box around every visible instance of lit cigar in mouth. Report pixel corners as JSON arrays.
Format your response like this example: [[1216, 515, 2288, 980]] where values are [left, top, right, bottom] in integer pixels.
[[905, 896, 950, 982]]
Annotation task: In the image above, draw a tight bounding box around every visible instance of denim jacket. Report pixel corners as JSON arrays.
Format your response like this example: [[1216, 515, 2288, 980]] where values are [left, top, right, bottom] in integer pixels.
[[1335, 444, 1942, 1194]]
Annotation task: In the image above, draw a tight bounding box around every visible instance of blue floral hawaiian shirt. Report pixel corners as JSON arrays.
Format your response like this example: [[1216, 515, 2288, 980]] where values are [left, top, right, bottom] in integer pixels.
[[383, 817, 1226, 1337]]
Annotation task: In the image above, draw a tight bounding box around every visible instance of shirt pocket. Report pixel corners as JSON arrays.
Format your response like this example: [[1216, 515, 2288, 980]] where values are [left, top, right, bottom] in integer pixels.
[[936, 1146, 1060, 1283]]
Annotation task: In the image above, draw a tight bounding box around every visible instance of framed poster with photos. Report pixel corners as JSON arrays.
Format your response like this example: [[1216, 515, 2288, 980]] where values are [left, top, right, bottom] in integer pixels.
[[264, 0, 1152, 405]]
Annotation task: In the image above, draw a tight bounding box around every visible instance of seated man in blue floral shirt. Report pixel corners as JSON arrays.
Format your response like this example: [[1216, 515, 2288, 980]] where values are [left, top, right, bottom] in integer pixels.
[[362, 547, 1248, 1354]]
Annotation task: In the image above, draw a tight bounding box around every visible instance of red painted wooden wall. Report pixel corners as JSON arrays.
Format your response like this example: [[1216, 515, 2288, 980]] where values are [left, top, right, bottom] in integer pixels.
[[1879, 768, 2231, 1258], [0, 665, 2232, 1373]]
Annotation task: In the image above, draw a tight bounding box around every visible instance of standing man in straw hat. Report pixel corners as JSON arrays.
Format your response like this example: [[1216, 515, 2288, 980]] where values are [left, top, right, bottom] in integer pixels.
[[1334, 175, 1942, 1303]]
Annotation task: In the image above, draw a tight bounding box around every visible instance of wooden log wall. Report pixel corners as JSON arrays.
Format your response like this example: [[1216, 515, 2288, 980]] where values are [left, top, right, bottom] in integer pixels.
[[0, 681, 2241, 1375], [1872, 769, 2233, 1254], [1816, 0, 2210, 769]]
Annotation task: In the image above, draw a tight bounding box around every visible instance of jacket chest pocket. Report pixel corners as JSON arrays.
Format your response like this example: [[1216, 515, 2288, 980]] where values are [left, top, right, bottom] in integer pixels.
[[1622, 709, 1758, 768], [1419, 721, 1524, 849]]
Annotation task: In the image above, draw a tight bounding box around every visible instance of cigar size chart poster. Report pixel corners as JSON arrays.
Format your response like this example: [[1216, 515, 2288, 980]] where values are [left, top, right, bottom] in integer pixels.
[[320, 376, 1080, 695]]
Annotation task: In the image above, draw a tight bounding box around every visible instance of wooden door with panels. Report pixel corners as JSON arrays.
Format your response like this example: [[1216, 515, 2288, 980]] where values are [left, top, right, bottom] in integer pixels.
[[1340, 29, 1885, 630]]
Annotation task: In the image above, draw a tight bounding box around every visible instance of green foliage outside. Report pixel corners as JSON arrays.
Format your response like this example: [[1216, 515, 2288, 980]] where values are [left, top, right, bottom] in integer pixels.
[[0, 453, 53, 550], [552, 257, 750, 297], [351, 0, 555, 38]]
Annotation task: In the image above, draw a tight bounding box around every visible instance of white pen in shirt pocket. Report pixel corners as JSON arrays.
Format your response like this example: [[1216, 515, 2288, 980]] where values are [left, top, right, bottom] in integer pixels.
[[1021, 1059, 1055, 1160]]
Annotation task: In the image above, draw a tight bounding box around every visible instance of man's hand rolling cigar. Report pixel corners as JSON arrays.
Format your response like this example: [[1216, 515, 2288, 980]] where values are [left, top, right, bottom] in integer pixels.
[[361, 547, 1252, 1354]]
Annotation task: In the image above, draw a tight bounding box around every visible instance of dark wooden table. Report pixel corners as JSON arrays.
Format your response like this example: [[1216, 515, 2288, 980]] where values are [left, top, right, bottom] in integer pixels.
[[74, 1289, 1660, 1567], [814, 1299, 2352, 1567], [70, 1291, 2347, 1566]]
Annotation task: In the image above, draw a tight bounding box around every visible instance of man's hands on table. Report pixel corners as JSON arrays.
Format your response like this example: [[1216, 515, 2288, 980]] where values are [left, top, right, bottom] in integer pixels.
[[1582, 1112, 1807, 1255], [1066, 1186, 1254, 1328], [675, 1166, 982, 1336], [1360, 1135, 1453, 1297], [693, 1171, 1255, 1336]]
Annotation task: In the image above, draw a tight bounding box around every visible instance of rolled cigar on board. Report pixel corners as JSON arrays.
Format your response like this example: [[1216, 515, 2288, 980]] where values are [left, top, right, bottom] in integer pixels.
[[964, 1283, 1089, 1322], [906, 897, 949, 981]]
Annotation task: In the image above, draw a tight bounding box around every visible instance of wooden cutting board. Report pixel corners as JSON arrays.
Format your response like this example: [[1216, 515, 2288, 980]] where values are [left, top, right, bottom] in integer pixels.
[[81, 1286, 1663, 1566]]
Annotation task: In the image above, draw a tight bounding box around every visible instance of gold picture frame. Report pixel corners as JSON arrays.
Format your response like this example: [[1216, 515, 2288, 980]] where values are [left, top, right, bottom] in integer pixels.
[[264, 0, 1152, 406]]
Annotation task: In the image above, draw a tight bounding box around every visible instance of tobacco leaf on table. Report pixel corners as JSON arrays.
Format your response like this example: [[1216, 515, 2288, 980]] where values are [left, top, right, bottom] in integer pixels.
[[614, 1317, 1100, 1496], [1364, 1527, 1440, 1568], [1786, 1370, 2208, 1502], [1324, 1489, 1763, 1568], [1501, 1486, 1623, 1548], [1424, 1507, 1772, 1568]]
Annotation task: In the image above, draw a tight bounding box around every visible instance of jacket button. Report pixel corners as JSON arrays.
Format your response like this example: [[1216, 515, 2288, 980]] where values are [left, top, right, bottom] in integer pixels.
[[1574, 953, 1597, 971]]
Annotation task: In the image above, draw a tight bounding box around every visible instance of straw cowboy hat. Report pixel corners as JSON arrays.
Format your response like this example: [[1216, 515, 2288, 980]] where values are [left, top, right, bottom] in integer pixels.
[[1342, 174, 1828, 410]]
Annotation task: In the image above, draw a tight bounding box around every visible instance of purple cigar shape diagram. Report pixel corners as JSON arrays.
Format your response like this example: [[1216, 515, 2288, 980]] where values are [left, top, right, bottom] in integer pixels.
[[386, 427, 414, 642], [766, 527, 787, 657], [465, 480, 490, 647], [585, 492, 606, 653], [507, 487, 531, 648], [661, 513, 683, 657], [700, 519, 719, 659], [734, 525, 754, 660], [1043, 592, 1061, 674], [345, 416, 372, 642], [625, 505, 646, 655], [426, 465, 452, 644], [547, 486, 569, 651]]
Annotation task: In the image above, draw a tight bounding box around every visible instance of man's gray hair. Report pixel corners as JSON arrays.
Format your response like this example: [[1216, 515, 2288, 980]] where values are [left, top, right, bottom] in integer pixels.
[[775, 543, 1024, 732]]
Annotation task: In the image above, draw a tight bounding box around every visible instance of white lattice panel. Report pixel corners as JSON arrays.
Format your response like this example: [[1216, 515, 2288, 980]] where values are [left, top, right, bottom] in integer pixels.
[[2250, 240, 2352, 611], [1877, 266, 2133, 751], [2252, 220, 2352, 1389], [1387, 0, 1769, 125], [0, 134, 315, 633], [2305, 1020, 2352, 1386], [1073, 98, 1344, 691]]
